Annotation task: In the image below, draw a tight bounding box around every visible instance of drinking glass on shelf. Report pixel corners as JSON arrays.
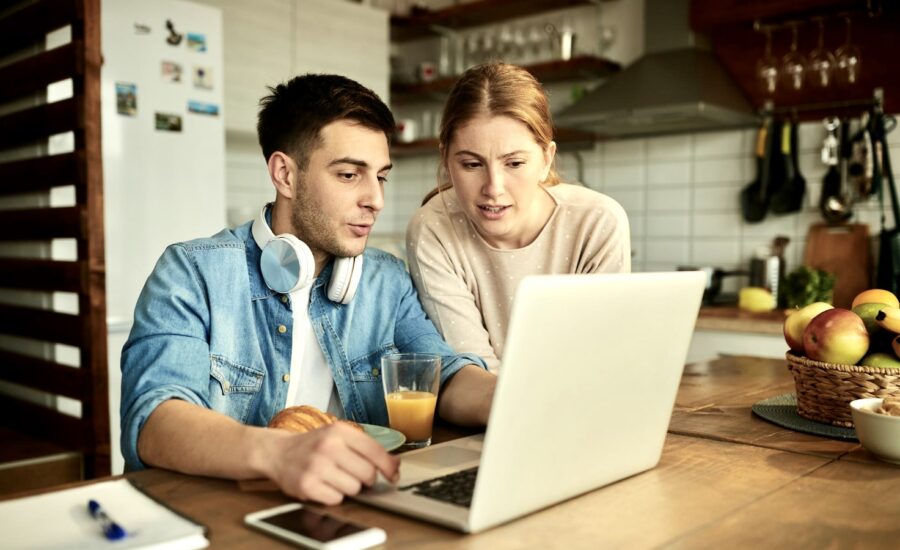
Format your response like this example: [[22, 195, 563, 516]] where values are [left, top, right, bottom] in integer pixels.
[[807, 18, 836, 88], [780, 23, 807, 92], [835, 16, 862, 86], [756, 26, 779, 95]]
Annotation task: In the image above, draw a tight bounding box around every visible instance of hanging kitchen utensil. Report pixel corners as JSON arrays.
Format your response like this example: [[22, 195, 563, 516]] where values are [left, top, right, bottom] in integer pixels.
[[872, 112, 900, 294], [819, 117, 852, 224], [770, 118, 806, 214], [740, 117, 772, 223], [848, 111, 875, 197]]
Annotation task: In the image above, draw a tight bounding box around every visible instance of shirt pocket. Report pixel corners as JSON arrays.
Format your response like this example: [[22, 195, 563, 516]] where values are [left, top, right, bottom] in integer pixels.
[[348, 344, 399, 383], [208, 354, 265, 423]]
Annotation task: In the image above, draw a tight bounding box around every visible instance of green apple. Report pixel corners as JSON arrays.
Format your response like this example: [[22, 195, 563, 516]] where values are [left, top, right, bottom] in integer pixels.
[[861, 352, 900, 369], [784, 302, 834, 353], [803, 308, 869, 364]]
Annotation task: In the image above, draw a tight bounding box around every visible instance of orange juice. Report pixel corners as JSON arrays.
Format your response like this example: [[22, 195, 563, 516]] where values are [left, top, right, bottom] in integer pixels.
[[385, 390, 437, 441]]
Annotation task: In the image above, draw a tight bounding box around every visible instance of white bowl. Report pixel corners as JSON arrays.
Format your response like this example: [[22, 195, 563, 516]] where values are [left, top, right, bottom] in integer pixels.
[[850, 398, 900, 465]]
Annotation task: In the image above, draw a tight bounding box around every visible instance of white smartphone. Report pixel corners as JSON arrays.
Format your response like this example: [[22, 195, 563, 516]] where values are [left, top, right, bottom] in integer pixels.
[[244, 503, 386, 550]]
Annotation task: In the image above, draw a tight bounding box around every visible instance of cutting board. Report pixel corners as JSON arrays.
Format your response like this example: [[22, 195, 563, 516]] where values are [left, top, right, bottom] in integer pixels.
[[803, 223, 873, 309]]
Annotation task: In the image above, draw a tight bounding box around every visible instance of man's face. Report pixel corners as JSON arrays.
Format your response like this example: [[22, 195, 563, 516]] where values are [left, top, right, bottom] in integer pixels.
[[290, 120, 391, 260]]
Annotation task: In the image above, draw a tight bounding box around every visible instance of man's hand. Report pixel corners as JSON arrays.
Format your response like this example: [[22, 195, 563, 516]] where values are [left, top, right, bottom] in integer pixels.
[[137, 400, 399, 506], [263, 423, 400, 505]]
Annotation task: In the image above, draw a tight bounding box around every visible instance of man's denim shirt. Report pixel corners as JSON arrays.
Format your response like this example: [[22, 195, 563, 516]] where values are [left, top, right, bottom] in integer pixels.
[[120, 220, 486, 471]]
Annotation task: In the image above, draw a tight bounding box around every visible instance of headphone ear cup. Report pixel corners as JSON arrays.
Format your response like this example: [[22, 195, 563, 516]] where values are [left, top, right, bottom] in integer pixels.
[[327, 255, 363, 304], [260, 234, 315, 294]]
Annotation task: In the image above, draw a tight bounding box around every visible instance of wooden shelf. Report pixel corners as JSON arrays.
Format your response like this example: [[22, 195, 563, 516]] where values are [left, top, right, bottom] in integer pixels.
[[391, 55, 621, 103], [391, 126, 596, 157], [391, 0, 605, 42]]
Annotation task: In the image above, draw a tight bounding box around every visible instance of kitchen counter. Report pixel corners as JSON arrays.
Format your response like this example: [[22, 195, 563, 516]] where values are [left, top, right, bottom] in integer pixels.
[[696, 306, 787, 335]]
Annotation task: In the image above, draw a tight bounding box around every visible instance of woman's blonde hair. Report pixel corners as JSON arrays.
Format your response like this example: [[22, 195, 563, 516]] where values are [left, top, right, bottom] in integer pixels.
[[422, 62, 560, 205]]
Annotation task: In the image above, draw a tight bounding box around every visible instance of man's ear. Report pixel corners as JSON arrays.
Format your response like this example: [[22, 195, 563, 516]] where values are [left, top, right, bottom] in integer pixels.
[[267, 152, 297, 199]]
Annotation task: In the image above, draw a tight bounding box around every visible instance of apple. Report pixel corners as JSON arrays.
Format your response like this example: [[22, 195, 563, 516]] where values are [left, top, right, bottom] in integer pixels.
[[784, 302, 834, 353], [803, 308, 869, 365]]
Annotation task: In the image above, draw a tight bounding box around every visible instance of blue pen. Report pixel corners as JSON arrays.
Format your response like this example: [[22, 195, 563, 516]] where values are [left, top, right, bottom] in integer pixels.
[[87, 499, 128, 541]]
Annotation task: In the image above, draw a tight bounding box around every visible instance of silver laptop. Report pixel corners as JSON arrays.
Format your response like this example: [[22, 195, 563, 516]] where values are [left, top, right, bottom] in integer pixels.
[[355, 271, 705, 533]]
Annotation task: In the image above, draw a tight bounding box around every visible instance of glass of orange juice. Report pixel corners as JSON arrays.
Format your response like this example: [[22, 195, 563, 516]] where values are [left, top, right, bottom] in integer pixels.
[[381, 353, 441, 448]]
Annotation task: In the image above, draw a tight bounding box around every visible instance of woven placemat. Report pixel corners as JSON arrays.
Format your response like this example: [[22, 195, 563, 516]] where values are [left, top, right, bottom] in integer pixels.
[[752, 393, 858, 441]]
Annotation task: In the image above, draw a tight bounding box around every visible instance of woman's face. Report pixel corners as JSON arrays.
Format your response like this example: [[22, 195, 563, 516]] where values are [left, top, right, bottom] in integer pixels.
[[446, 114, 556, 249]]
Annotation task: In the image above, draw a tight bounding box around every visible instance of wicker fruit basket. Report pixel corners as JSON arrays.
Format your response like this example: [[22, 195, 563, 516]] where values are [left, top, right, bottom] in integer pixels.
[[786, 352, 900, 427]]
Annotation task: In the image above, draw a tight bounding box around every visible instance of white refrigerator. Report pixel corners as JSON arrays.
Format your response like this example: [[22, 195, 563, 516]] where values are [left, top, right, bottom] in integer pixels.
[[101, 0, 226, 473]]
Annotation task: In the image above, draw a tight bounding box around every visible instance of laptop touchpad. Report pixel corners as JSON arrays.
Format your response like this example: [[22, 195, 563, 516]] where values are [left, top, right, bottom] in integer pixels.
[[405, 446, 481, 469]]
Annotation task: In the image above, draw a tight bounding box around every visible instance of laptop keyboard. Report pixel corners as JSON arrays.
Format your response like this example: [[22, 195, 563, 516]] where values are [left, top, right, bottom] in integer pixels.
[[400, 466, 479, 508]]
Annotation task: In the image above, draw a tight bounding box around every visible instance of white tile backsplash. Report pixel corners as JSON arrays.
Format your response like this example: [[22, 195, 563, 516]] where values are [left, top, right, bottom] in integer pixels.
[[694, 213, 741, 238], [647, 161, 691, 186], [646, 134, 691, 160], [693, 130, 746, 157], [646, 188, 691, 212], [602, 138, 645, 163], [602, 163, 645, 187], [693, 157, 745, 184], [645, 213, 690, 238]]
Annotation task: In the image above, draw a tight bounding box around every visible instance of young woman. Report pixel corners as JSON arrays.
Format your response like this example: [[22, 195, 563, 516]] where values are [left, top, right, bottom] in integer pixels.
[[406, 62, 631, 373]]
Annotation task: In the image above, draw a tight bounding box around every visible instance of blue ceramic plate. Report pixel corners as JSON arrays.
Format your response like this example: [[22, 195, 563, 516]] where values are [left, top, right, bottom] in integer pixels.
[[361, 423, 406, 451]]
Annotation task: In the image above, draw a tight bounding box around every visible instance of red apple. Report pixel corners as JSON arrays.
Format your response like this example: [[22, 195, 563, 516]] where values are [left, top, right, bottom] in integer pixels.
[[803, 308, 869, 364], [784, 302, 834, 353]]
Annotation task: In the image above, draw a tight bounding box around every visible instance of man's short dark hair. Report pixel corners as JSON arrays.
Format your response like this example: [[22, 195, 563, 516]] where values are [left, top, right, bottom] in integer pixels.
[[257, 74, 395, 171]]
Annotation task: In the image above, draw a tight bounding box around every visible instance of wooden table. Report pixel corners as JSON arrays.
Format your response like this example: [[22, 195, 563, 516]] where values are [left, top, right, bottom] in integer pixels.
[[9, 356, 900, 548]]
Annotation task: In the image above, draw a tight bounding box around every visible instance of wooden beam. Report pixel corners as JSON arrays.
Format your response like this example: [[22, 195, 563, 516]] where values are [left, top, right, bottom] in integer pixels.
[[0, 304, 84, 347], [0, 350, 88, 400], [0, 397, 89, 451], [0, 98, 79, 152], [0, 0, 78, 58], [0, 206, 84, 241], [0, 258, 84, 293], [0, 152, 81, 196], [0, 42, 81, 104]]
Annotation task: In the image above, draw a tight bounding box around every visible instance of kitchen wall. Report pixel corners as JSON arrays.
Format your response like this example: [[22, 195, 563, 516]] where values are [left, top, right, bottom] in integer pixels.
[[380, 122, 900, 292]]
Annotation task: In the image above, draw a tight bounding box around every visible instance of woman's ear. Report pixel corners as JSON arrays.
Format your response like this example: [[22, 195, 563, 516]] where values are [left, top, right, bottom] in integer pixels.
[[267, 152, 297, 199], [541, 141, 558, 182]]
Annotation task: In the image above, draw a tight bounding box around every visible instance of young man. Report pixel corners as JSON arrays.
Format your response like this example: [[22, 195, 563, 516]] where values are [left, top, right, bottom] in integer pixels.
[[120, 74, 496, 505]]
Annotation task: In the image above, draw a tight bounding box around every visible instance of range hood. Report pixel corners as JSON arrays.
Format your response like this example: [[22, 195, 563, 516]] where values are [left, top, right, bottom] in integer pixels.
[[556, 0, 759, 137]]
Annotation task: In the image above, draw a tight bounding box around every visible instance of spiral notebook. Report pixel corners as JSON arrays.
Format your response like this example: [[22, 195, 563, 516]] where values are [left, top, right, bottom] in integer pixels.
[[1, 478, 208, 549]]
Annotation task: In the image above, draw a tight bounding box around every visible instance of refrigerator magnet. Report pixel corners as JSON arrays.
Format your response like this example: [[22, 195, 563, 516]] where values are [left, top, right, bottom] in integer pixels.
[[165, 19, 183, 45], [115, 83, 137, 116], [187, 32, 206, 52], [193, 67, 213, 90], [187, 100, 219, 117], [161, 61, 183, 83], [155, 113, 182, 132]]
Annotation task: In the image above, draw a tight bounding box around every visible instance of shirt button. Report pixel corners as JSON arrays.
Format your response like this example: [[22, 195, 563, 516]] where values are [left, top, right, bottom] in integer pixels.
[[281, 295, 289, 303], [277, 325, 287, 334], [282, 374, 290, 382], [371, 367, 380, 377]]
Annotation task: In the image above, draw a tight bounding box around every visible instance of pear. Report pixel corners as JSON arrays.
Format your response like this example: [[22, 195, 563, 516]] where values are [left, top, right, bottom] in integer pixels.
[[853, 303, 887, 338], [860, 352, 900, 369]]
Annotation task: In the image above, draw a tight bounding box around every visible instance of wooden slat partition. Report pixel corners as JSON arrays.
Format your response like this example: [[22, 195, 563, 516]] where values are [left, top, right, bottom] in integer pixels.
[[0, 0, 110, 480], [0, 206, 83, 241], [0, 258, 83, 292], [0, 152, 81, 196], [0, 42, 81, 103], [0, 350, 87, 399], [0, 0, 77, 57], [0, 304, 84, 347], [0, 397, 90, 450], [0, 98, 79, 150]]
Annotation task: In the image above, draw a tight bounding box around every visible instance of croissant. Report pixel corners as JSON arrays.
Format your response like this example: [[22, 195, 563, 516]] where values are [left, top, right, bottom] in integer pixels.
[[267, 405, 363, 433]]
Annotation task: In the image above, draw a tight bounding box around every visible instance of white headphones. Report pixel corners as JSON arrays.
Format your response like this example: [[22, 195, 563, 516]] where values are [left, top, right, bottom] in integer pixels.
[[251, 204, 363, 304]]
